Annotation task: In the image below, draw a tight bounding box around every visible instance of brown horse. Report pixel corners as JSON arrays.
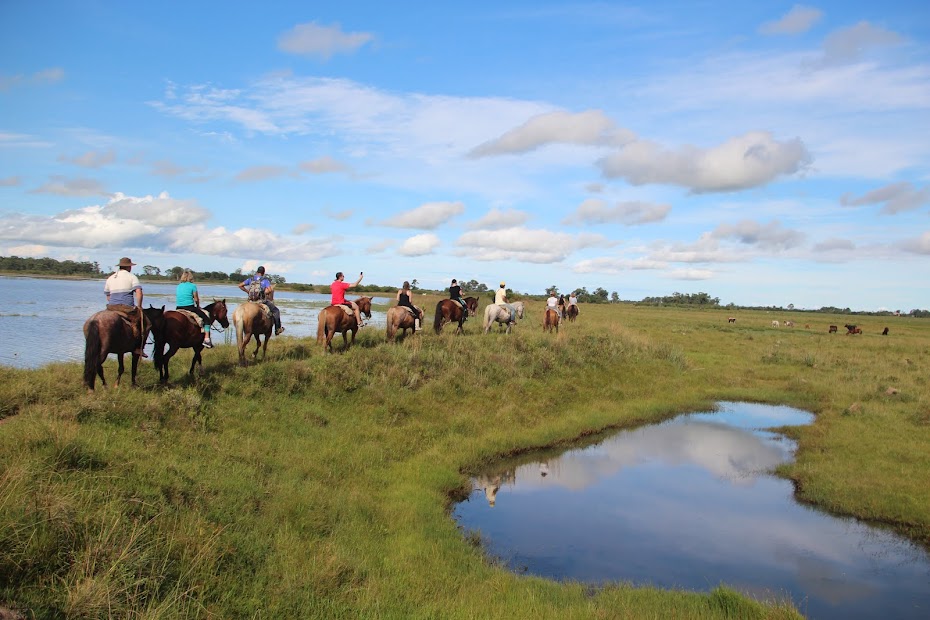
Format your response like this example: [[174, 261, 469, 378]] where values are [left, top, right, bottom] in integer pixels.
[[83, 305, 165, 391], [433, 297, 479, 334], [154, 300, 229, 383], [564, 304, 579, 322], [232, 301, 275, 366], [317, 296, 373, 353], [543, 308, 560, 333], [386, 305, 422, 342]]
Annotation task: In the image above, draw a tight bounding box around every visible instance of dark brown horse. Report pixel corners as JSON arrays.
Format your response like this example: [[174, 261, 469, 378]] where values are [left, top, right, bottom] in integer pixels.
[[543, 308, 560, 333], [386, 305, 422, 342], [83, 305, 165, 391], [433, 297, 479, 334], [154, 300, 229, 383], [564, 304, 579, 322], [232, 301, 275, 366], [317, 296, 373, 353]]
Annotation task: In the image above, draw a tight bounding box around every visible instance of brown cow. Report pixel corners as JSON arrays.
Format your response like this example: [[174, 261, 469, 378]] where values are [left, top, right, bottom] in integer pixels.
[[882, 327, 889, 336], [829, 325, 838, 333]]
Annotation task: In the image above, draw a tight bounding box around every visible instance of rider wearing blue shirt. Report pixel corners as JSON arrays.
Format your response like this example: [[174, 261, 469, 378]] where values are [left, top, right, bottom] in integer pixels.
[[176, 270, 213, 348], [238, 266, 284, 335]]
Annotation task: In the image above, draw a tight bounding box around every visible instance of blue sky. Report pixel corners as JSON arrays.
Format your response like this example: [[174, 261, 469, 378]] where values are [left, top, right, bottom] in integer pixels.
[[1, 1, 928, 310]]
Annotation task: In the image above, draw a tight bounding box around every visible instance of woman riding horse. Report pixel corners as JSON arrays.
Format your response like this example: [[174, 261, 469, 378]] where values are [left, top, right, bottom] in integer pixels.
[[433, 296, 479, 334], [155, 299, 229, 383]]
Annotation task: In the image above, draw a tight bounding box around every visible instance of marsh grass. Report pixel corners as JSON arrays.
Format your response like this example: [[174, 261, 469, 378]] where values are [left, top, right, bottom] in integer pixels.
[[1, 302, 927, 618]]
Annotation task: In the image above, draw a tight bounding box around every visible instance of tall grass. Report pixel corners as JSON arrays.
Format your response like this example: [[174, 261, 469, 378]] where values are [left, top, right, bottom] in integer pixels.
[[2, 301, 927, 618]]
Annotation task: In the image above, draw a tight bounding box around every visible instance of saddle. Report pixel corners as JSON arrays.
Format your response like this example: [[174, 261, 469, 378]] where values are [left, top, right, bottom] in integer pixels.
[[401, 306, 421, 318], [175, 309, 205, 332], [337, 304, 354, 316], [257, 302, 273, 320]]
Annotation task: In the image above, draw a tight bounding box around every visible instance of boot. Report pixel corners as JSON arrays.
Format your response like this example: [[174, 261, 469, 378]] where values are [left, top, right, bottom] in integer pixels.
[[414, 318, 421, 331], [203, 335, 213, 349]]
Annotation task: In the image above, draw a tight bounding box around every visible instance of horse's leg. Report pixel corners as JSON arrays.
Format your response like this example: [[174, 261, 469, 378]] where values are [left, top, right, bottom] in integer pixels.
[[130, 352, 140, 387], [189, 346, 202, 377], [162, 344, 179, 384], [261, 332, 270, 360], [252, 334, 262, 360], [115, 354, 125, 387]]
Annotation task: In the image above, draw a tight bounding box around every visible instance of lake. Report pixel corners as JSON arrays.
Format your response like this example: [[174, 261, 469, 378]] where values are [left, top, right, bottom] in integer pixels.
[[452, 402, 930, 620], [0, 276, 391, 369]]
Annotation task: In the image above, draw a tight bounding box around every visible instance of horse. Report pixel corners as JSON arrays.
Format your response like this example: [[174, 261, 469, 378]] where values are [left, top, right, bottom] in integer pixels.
[[845, 324, 862, 335], [317, 296, 373, 353], [232, 301, 275, 366], [564, 304, 578, 322], [772, 320, 780, 328], [83, 305, 165, 391], [882, 327, 889, 336], [784, 320, 795, 328], [543, 308, 559, 334], [154, 300, 229, 383], [483, 301, 525, 334], [829, 325, 838, 333], [386, 305, 423, 342], [727, 317, 736, 323], [433, 296, 479, 334]]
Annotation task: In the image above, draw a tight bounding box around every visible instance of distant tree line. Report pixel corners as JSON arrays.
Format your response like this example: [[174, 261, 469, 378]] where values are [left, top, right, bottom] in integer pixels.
[[0, 255, 102, 276], [637, 292, 721, 307]]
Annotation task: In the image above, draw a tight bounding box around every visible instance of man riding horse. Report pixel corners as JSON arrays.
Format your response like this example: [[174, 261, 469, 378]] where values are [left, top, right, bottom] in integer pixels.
[[449, 279, 469, 319], [239, 265, 284, 335], [331, 271, 365, 326], [103, 256, 150, 358], [495, 282, 516, 325]]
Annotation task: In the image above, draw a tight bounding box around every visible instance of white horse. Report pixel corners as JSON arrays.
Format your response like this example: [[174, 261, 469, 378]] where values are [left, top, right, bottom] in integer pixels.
[[483, 301, 525, 334], [772, 320, 780, 328]]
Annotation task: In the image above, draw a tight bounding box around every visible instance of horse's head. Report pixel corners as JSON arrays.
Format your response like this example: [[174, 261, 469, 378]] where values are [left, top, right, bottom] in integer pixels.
[[210, 298, 230, 328], [144, 305, 167, 338], [466, 297, 479, 314], [356, 296, 373, 318], [515, 301, 525, 318]]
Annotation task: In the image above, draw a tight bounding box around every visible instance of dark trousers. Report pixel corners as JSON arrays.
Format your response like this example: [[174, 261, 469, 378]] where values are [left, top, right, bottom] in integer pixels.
[[177, 305, 210, 325], [264, 301, 281, 329]]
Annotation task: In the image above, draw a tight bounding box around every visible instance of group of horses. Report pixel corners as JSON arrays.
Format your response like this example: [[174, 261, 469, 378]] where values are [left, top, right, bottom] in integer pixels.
[[82, 294, 563, 390]]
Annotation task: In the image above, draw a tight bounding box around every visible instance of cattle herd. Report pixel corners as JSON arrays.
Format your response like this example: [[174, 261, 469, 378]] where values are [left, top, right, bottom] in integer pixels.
[[727, 318, 889, 335]]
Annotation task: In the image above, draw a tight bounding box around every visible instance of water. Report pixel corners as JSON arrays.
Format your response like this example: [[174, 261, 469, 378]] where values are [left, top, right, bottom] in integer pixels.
[[0, 276, 391, 369], [452, 402, 930, 620]]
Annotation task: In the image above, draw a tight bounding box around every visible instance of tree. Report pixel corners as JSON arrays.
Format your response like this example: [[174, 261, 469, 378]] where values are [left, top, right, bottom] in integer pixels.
[[549, 284, 559, 295], [411, 279, 419, 290], [143, 265, 161, 277], [169, 266, 184, 280], [611, 291, 619, 303], [269, 274, 286, 285]]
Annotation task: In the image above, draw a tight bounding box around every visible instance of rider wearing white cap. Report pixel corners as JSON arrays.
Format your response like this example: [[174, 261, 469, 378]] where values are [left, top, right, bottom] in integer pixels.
[[494, 282, 516, 324]]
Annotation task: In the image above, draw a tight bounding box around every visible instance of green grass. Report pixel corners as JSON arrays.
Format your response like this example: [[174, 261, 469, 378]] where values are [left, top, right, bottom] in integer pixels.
[[2, 301, 927, 618]]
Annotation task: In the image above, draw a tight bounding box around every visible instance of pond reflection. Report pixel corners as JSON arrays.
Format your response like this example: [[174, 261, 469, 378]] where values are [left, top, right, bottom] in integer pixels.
[[453, 402, 930, 620]]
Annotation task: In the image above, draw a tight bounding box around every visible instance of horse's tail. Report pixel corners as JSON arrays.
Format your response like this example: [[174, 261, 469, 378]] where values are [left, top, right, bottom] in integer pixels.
[[482, 304, 494, 332], [316, 310, 326, 343], [84, 319, 101, 389], [233, 308, 245, 346], [433, 301, 444, 334]]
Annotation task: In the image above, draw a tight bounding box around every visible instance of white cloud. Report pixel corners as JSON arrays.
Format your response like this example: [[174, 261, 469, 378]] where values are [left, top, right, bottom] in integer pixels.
[[103, 192, 211, 227], [292, 223, 314, 234], [818, 21, 904, 66], [468, 208, 530, 230], [58, 150, 115, 168], [31, 175, 108, 197], [901, 231, 930, 255], [813, 238, 856, 252], [646, 234, 744, 264], [598, 132, 811, 193], [759, 5, 823, 36], [5, 244, 48, 257], [666, 268, 714, 280], [383, 201, 464, 229], [711, 219, 806, 250], [398, 233, 440, 256], [468, 110, 635, 157], [840, 181, 929, 214], [325, 208, 354, 220], [563, 198, 671, 225], [277, 22, 373, 59], [166, 225, 338, 260], [299, 156, 350, 174], [0, 207, 158, 248], [573, 256, 668, 274], [456, 226, 609, 263]]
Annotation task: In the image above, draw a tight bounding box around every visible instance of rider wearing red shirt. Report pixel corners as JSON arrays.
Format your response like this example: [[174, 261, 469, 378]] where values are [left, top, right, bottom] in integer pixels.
[[331, 271, 364, 326]]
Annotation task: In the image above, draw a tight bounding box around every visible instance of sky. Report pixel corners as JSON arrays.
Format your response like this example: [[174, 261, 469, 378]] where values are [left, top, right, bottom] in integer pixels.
[[1, 1, 928, 311]]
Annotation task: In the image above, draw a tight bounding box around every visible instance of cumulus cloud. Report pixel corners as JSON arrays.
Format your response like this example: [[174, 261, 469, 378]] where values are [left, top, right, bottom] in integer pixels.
[[0, 207, 158, 248], [233, 165, 295, 183], [573, 256, 668, 274], [813, 238, 856, 252], [818, 21, 904, 66], [468, 208, 530, 230], [711, 219, 806, 250], [598, 131, 811, 193], [58, 150, 115, 168], [299, 156, 351, 175], [468, 109, 635, 157], [646, 234, 743, 264], [666, 268, 714, 280], [31, 175, 108, 197], [840, 181, 929, 214], [0, 176, 22, 187], [456, 227, 609, 263], [563, 198, 671, 226], [901, 231, 930, 255], [102, 192, 211, 227], [165, 225, 338, 260], [383, 201, 464, 229], [398, 233, 440, 256], [759, 5, 823, 35], [277, 21, 373, 59]]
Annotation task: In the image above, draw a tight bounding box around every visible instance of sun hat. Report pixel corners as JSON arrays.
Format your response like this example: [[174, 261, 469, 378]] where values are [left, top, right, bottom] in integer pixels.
[[117, 257, 136, 267], [500, 282, 506, 287]]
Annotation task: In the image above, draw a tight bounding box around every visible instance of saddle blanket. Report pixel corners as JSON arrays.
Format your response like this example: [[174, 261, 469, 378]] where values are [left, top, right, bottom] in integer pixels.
[[175, 309, 204, 330], [338, 304, 355, 316]]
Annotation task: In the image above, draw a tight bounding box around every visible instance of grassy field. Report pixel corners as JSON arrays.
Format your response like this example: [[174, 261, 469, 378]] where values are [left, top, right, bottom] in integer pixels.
[[2, 299, 927, 619]]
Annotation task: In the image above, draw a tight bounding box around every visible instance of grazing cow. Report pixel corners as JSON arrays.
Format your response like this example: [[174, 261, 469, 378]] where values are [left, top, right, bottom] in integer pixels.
[[844, 324, 862, 335], [727, 317, 736, 323], [882, 327, 889, 336], [829, 325, 838, 333], [804, 324, 810, 329], [784, 320, 794, 327], [772, 320, 780, 328]]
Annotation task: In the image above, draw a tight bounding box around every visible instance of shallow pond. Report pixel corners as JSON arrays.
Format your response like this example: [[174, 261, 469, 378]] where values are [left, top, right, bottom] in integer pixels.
[[0, 277, 391, 369], [452, 402, 930, 620]]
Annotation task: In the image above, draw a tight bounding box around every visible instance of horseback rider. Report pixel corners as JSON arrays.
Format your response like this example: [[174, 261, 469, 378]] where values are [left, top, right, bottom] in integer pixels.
[[238, 266, 284, 335], [331, 271, 365, 327], [495, 282, 516, 325], [396, 280, 422, 331], [547, 290, 562, 322], [176, 270, 213, 348], [568, 291, 579, 315], [449, 278, 468, 319], [103, 256, 149, 357]]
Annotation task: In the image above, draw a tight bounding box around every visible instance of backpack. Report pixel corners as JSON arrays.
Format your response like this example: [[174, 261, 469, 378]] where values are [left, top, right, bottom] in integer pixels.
[[247, 278, 265, 302]]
